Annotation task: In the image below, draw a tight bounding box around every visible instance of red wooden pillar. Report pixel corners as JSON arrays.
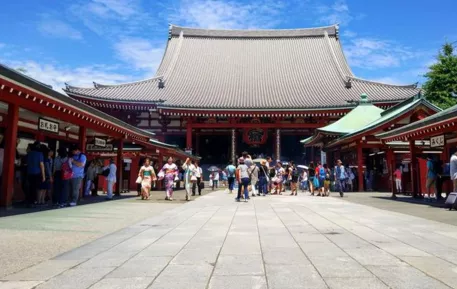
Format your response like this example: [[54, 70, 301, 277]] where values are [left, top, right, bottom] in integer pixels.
[[387, 149, 395, 195], [79, 126, 87, 153], [116, 139, 124, 194], [186, 118, 192, 151], [409, 140, 419, 197], [0, 103, 19, 208], [357, 142, 364, 192]]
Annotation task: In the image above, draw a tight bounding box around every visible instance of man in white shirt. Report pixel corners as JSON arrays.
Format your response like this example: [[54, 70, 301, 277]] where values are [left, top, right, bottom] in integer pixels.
[[192, 161, 203, 196], [450, 152, 457, 191], [103, 158, 117, 200]]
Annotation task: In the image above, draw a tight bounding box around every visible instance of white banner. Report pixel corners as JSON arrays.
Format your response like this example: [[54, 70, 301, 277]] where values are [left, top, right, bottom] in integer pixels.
[[430, 135, 445, 148], [94, 137, 107, 148], [38, 118, 59, 134]]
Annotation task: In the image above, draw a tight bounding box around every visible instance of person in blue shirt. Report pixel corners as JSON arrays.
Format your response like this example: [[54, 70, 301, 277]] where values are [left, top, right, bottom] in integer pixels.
[[26, 141, 45, 206], [69, 145, 86, 206], [426, 155, 437, 201], [335, 159, 346, 197], [225, 160, 236, 194]]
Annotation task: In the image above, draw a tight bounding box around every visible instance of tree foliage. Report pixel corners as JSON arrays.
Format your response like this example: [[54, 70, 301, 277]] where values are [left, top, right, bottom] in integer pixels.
[[423, 43, 457, 110]]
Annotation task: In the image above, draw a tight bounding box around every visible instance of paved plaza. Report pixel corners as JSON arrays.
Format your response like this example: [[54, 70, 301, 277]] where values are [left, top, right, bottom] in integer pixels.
[[2, 191, 457, 289]]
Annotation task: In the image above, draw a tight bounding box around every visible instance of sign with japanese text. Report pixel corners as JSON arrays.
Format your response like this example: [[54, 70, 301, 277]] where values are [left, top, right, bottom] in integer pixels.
[[38, 118, 59, 134], [430, 135, 445, 148], [86, 143, 114, 152], [94, 137, 107, 148]]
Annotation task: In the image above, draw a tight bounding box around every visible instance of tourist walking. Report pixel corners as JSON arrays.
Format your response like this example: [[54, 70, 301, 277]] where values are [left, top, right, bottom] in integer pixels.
[[38, 147, 53, 206], [138, 157, 156, 200], [225, 160, 236, 194], [335, 159, 346, 197], [450, 152, 457, 192], [182, 158, 195, 201], [289, 161, 299, 196], [308, 162, 315, 195], [258, 160, 269, 196], [273, 162, 285, 195], [426, 155, 437, 200], [161, 157, 178, 201], [212, 171, 219, 190], [236, 157, 250, 202], [103, 158, 117, 200], [192, 161, 203, 196], [323, 164, 331, 196], [300, 169, 308, 192], [249, 162, 259, 197], [69, 145, 86, 206], [59, 150, 72, 207], [84, 161, 98, 197], [394, 166, 402, 193], [26, 141, 45, 207]]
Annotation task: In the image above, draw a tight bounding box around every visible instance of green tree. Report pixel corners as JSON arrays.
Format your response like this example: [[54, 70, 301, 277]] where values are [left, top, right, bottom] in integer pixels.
[[423, 43, 457, 109]]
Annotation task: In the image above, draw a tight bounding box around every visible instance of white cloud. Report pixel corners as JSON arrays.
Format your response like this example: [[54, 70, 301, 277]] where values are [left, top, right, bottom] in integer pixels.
[[344, 38, 419, 69], [114, 38, 164, 74], [70, 0, 156, 36], [168, 0, 285, 29], [37, 19, 82, 40], [3, 60, 134, 92], [316, 0, 352, 25]]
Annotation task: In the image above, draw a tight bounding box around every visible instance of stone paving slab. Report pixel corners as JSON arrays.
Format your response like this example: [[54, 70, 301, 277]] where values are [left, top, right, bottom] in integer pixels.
[[6, 190, 457, 289]]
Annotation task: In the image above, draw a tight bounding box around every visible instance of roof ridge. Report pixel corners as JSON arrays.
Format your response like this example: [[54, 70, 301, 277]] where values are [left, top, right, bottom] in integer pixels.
[[163, 30, 184, 80], [324, 31, 349, 85], [169, 24, 338, 38], [349, 76, 419, 89], [65, 75, 164, 91]]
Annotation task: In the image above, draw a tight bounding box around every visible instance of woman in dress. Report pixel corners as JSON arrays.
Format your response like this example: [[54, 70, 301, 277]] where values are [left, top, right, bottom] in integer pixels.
[[273, 162, 285, 195], [161, 156, 178, 201], [182, 158, 195, 201], [139, 158, 156, 200]]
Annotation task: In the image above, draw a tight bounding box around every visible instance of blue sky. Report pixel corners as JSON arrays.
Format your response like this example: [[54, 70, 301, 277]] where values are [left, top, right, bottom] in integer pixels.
[[0, 0, 456, 92]]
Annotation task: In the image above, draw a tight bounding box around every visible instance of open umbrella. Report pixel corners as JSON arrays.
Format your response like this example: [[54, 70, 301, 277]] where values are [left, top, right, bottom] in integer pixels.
[[297, 165, 308, 170], [252, 158, 266, 163], [207, 166, 220, 172]]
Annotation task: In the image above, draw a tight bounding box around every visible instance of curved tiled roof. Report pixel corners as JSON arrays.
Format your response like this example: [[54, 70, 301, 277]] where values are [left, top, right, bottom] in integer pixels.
[[64, 25, 421, 110]]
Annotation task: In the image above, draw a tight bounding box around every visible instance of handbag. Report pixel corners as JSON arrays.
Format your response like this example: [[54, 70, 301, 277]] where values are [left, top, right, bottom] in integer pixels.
[[313, 177, 320, 188], [174, 175, 179, 182], [135, 176, 142, 184]]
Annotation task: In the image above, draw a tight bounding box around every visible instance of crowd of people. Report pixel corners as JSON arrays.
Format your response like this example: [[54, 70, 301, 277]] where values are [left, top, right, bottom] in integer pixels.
[[215, 152, 358, 202]]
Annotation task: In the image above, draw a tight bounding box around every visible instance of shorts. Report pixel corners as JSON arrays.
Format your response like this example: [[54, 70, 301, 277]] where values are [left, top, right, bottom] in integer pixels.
[[426, 177, 436, 188]]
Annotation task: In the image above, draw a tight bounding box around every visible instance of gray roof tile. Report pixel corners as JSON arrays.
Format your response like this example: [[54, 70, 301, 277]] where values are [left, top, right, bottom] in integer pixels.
[[64, 25, 421, 110]]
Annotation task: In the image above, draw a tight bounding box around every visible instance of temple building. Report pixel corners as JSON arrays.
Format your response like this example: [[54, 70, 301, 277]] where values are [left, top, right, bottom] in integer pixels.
[[64, 24, 423, 165]]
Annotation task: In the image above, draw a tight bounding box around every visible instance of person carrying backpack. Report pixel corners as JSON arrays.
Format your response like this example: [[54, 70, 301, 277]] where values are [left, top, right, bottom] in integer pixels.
[[335, 159, 346, 197], [289, 161, 299, 196]]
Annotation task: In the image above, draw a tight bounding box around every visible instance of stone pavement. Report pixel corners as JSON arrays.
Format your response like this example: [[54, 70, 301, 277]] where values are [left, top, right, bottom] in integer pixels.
[[2, 191, 457, 289]]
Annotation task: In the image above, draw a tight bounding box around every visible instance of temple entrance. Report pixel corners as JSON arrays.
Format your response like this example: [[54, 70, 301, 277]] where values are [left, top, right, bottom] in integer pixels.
[[237, 129, 274, 159], [198, 134, 230, 164]]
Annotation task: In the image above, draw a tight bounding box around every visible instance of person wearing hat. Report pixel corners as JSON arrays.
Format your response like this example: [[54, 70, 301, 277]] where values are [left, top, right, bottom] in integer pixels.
[[69, 144, 86, 206], [258, 160, 269, 196], [236, 157, 250, 202]]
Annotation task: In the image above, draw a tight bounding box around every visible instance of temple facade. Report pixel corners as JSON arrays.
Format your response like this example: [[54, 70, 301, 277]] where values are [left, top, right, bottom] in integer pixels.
[[64, 24, 422, 165]]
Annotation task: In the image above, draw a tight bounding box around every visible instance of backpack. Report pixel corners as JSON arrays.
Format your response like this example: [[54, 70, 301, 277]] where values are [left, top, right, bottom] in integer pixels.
[[61, 160, 73, 180], [319, 166, 325, 179], [102, 167, 110, 177]]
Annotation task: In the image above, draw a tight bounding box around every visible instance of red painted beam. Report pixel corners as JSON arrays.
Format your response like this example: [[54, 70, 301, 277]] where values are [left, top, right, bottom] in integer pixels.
[[190, 123, 325, 129]]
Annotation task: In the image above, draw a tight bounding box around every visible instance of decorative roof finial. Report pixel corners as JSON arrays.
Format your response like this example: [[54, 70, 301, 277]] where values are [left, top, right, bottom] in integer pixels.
[[335, 24, 340, 40], [64, 82, 70, 90], [158, 79, 165, 89], [168, 23, 173, 40], [93, 82, 99, 89], [360, 93, 368, 103], [345, 78, 352, 89]]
